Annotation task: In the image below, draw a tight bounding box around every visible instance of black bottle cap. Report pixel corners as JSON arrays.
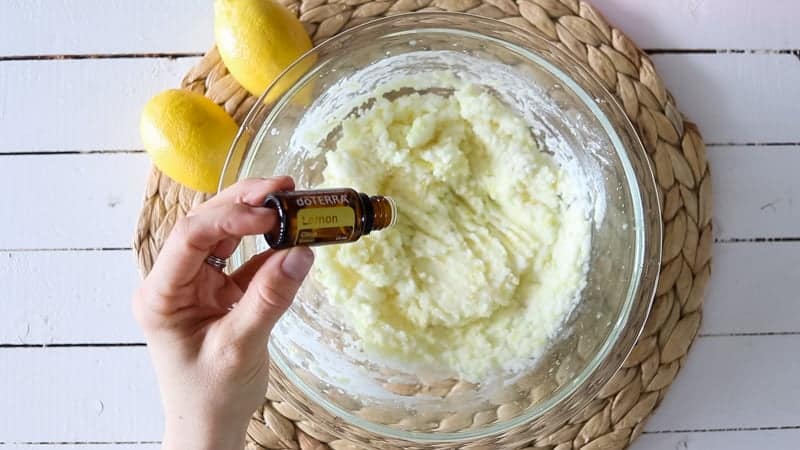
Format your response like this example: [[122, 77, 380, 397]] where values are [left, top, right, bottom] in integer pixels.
[[263, 195, 290, 249]]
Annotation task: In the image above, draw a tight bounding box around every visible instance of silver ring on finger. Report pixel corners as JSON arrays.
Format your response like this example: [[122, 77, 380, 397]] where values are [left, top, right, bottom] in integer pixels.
[[205, 255, 228, 272]]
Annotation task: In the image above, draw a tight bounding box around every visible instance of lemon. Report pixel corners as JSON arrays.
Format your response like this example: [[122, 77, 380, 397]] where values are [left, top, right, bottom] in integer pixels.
[[140, 89, 239, 193], [214, 0, 313, 101]]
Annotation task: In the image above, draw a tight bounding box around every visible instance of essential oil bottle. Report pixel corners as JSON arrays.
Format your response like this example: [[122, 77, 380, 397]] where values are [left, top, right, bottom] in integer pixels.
[[263, 188, 396, 249]]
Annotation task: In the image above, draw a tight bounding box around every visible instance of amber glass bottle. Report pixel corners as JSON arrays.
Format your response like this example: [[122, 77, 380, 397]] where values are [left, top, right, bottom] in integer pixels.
[[263, 188, 396, 249]]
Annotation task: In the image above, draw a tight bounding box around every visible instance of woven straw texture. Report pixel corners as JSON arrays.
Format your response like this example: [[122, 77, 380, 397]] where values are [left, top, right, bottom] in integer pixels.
[[134, 1, 713, 449]]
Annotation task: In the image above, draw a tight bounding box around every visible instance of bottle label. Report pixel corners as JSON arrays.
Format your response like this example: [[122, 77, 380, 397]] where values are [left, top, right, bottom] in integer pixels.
[[296, 206, 355, 244]]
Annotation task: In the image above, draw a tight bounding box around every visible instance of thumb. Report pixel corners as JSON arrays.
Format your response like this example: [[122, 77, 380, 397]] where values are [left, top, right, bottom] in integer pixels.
[[227, 246, 314, 346]]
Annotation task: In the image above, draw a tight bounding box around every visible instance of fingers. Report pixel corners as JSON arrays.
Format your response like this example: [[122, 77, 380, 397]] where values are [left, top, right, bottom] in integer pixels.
[[195, 177, 294, 212], [229, 250, 274, 291], [137, 176, 296, 318], [210, 237, 242, 260], [225, 247, 314, 346], [179, 176, 294, 276], [149, 202, 278, 292]]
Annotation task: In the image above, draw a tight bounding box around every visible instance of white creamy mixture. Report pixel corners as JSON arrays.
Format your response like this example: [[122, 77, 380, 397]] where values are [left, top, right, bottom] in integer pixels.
[[311, 82, 590, 382]]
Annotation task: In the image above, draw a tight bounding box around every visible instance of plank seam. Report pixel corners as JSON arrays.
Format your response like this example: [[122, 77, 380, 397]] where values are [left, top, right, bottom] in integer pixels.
[[0, 52, 202, 61], [644, 425, 800, 434]]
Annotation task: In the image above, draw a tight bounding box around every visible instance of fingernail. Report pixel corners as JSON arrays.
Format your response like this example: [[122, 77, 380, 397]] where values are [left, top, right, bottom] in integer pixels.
[[281, 247, 314, 281]]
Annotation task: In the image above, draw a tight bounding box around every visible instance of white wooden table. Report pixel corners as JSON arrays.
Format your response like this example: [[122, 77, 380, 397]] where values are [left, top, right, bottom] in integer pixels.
[[1, 1, 798, 449]]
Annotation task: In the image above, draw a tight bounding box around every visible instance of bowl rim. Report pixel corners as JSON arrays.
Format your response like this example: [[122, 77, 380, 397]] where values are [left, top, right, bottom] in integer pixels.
[[222, 11, 662, 445]]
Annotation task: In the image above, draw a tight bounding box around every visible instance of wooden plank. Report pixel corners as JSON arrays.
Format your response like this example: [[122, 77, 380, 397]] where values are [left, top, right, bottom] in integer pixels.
[[11, 445, 159, 449], [651, 53, 800, 144], [3, 144, 795, 251], [703, 243, 800, 336], [0, 241, 795, 344], [0, 250, 143, 345], [644, 335, 800, 432], [0, 58, 199, 152], [634, 429, 800, 450], [1, 0, 799, 56], [0, 347, 162, 442], [708, 146, 800, 240], [0, 145, 797, 342], [0, 154, 150, 249], [12, 432, 800, 450], [1, 336, 798, 442], [1, 54, 796, 152], [0, 0, 212, 56], [597, 0, 800, 49]]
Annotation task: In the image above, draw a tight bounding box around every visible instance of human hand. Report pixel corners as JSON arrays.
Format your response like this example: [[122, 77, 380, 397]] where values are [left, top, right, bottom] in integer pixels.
[[133, 177, 314, 450]]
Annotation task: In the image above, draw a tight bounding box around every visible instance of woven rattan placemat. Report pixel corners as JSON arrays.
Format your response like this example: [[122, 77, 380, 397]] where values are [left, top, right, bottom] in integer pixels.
[[134, 1, 712, 448]]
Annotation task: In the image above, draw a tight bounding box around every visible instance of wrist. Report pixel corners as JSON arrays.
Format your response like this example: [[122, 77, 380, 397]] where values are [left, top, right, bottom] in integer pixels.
[[163, 418, 247, 450], [163, 433, 246, 450]]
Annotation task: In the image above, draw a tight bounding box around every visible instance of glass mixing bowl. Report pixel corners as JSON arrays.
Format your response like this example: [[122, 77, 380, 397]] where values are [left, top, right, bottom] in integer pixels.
[[221, 13, 661, 448]]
